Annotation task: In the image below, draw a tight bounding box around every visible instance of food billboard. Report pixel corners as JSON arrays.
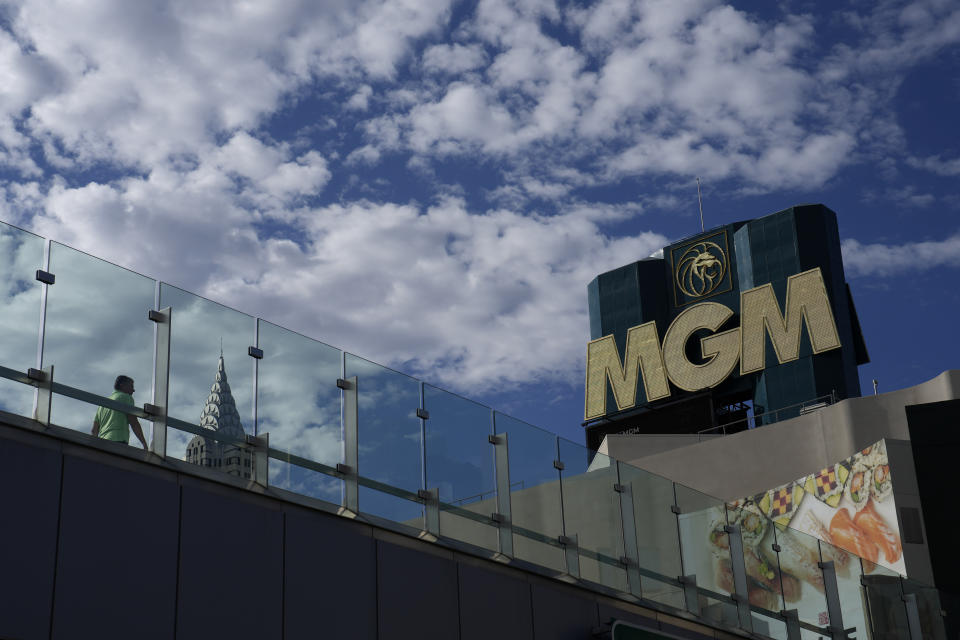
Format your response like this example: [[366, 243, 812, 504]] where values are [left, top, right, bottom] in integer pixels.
[[679, 439, 901, 624]]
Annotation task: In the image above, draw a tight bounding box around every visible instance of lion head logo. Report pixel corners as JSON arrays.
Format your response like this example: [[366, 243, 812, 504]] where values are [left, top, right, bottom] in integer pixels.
[[676, 241, 726, 298]]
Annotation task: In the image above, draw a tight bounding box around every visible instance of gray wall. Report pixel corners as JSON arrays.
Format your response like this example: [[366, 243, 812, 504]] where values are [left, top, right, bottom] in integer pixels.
[[0, 416, 737, 640], [603, 370, 960, 501]]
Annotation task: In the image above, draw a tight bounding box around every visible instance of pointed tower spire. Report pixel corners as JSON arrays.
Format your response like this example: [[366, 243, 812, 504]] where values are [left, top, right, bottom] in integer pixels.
[[198, 354, 246, 438]]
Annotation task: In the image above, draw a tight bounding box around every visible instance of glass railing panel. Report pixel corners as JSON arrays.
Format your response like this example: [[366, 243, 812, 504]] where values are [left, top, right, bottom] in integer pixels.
[[818, 539, 868, 640], [770, 524, 829, 639], [257, 320, 342, 504], [43, 242, 155, 442], [423, 385, 498, 552], [493, 412, 564, 572], [617, 462, 683, 608], [750, 611, 787, 640], [558, 437, 627, 591], [901, 577, 948, 640], [725, 502, 785, 624], [0, 222, 44, 417], [344, 353, 423, 529], [674, 483, 737, 628], [860, 559, 909, 639], [160, 284, 254, 471]]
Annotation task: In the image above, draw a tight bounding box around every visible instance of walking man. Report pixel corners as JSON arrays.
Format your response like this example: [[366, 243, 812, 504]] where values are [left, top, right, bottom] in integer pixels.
[[92, 375, 149, 450]]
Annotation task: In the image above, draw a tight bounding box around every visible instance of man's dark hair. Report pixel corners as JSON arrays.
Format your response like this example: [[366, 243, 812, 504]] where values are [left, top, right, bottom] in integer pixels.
[[114, 375, 134, 391]]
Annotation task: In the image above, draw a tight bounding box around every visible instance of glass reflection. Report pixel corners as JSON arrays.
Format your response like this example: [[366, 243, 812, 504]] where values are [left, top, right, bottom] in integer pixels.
[[674, 484, 737, 627], [725, 502, 784, 614], [423, 385, 497, 551], [257, 320, 342, 503], [618, 462, 684, 608], [345, 353, 423, 528], [861, 559, 910, 639], [0, 223, 43, 417], [44, 243, 155, 438], [770, 524, 830, 638], [160, 284, 254, 473], [494, 413, 564, 572], [901, 577, 948, 640], [819, 539, 868, 640], [558, 438, 626, 591]]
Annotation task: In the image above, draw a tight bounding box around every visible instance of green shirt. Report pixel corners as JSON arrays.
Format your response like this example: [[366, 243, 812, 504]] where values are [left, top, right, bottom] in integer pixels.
[[95, 391, 135, 443]]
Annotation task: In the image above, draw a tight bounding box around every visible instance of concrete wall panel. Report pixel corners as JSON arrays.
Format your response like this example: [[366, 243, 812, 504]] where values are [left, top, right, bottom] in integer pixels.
[[0, 435, 61, 640], [377, 540, 459, 640], [177, 484, 283, 640], [530, 582, 598, 640], [284, 508, 376, 640], [458, 561, 533, 640], [52, 454, 179, 640]]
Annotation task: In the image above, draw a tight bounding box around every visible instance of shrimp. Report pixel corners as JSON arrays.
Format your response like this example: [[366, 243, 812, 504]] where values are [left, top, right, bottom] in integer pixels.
[[853, 499, 902, 564], [829, 508, 878, 563]]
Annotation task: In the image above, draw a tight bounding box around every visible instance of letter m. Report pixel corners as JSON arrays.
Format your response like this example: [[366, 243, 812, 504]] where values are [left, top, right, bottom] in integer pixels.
[[739, 267, 842, 375], [584, 322, 670, 420]]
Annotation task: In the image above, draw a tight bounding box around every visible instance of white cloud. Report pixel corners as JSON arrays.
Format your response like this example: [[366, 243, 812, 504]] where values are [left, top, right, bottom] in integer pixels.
[[347, 85, 373, 111], [408, 83, 516, 153], [842, 235, 960, 277], [908, 154, 960, 176], [202, 198, 667, 392], [422, 43, 487, 74]]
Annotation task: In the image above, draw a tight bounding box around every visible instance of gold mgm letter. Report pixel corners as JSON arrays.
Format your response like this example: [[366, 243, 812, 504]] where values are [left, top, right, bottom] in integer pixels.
[[584, 268, 841, 420]]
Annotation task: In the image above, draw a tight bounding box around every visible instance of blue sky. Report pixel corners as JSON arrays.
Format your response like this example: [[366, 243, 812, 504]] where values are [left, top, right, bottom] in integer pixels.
[[1, 0, 958, 444]]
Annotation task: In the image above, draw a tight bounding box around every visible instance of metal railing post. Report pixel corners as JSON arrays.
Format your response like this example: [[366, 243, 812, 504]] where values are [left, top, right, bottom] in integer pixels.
[[726, 523, 754, 632], [31, 365, 53, 426], [555, 437, 579, 579], [902, 582, 924, 640], [680, 575, 700, 616], [781, 609, 801, 640], [419, 488, 440, 537], [819, 559, 846, 639], [614, 469, 642, 597], [149, 307, 171, 456], [672, 483, 699, 615], [560, 533, 580, 579], [32, 239, 51, 420], [339, 376, 359, 513], [249, 432, 269, 485], [490, 427, 514, 558], [251, 318, 260, 436]]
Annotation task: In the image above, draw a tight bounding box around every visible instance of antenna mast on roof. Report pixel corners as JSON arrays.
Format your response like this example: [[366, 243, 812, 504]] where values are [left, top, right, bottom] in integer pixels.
[[696, 177, 705, 232]]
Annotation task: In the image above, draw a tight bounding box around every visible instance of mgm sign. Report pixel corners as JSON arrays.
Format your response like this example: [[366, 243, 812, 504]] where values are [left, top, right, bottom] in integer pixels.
[[585, 267, 841, 419], [582, 205, 870, 435]]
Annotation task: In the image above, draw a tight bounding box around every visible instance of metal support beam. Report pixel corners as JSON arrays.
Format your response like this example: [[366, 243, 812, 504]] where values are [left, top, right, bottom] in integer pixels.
[[33, 239, 51, 420], [726, 524, 754, 633], [419, 488, 439, 537], [251, 319, 261, 435], [490, 431, 514, 558], [819, 561, 845, 639], [150, 307, 171, 456], [560, 533, 580, 579], [903, 592, 923, 640], [615, 474, 643, 597], [781, 609, 801, 640], [341, 375, 359, 513], [680, 575, 700, 616], [249, 432, 269, 485], [32, 365, 53, 426]]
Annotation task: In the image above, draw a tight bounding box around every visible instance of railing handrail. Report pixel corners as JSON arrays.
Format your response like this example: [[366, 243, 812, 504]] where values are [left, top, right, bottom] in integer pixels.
[[696, 392, 837, 439]]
